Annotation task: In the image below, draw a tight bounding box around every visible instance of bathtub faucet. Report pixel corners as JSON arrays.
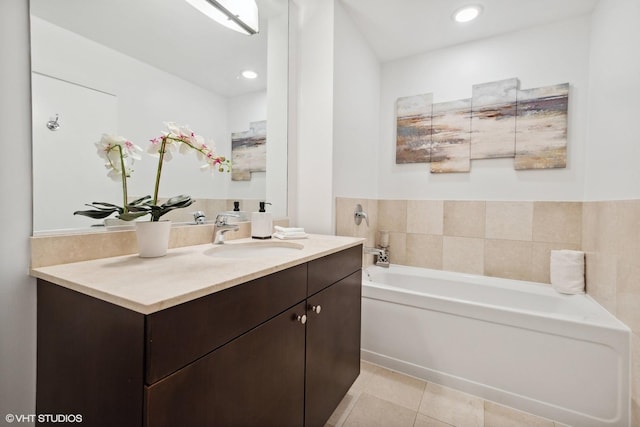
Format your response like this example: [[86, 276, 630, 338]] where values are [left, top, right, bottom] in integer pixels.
[[364, 246, 390, 268]]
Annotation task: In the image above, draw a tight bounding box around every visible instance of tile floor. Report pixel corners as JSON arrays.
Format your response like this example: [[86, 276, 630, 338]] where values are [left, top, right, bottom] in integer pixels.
[[326, 361, 570, 427]]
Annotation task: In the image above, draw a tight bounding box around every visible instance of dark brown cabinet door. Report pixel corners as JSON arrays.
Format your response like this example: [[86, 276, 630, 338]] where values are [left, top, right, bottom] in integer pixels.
[[305, 270, 362, 427], [145, 302, 307, 427]]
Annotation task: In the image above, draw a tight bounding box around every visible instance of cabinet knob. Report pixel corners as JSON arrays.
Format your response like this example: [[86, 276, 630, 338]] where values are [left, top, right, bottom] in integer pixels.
[[296, 314, 307, 324], [310, 305, 322, 314]]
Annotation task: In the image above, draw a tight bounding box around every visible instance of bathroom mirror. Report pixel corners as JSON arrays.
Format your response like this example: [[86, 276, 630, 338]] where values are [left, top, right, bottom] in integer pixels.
[[29, 0, 288, 234]]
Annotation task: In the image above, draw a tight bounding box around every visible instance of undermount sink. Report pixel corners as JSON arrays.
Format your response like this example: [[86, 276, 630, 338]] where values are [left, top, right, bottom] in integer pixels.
[[203, 240, 305, 259]]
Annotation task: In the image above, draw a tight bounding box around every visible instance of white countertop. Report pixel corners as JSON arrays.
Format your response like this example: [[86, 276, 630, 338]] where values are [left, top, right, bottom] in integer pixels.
[[30, 235, 364, 314]]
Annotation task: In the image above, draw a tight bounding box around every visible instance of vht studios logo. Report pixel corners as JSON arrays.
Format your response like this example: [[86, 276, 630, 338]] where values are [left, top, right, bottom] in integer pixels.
[[5, 413, 83, 423]]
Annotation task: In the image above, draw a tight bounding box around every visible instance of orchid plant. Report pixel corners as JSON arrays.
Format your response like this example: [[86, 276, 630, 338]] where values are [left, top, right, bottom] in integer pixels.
[[73, 134, 144, 220], [140, 122, 231, 221], [74, 122, 231, 222]]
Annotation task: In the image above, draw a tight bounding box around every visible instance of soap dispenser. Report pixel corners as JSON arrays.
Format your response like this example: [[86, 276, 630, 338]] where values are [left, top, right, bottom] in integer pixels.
[[230, 201, 248, 222], [251, 201, 272, 239]]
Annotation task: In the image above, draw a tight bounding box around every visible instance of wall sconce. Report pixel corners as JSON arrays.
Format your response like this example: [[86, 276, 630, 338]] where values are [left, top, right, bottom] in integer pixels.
[[186, 0, 259, 35]]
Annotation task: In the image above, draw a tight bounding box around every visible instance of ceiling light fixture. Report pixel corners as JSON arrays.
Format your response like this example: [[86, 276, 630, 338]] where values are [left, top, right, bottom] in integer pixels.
[[185, 0, 259, 35], [241, 70, 258, 79], [453, 5, 483, 23]]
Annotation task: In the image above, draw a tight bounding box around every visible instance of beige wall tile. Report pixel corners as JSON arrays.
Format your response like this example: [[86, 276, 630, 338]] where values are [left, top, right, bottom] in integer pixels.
[[592, 201, 618, 254], [30, 220, 262, 268], [485, 201, 533, 241], [531, 242, 581, 284], [484, 401, 554, 427], [443, 236, 484, 275], [407, 200, 444, 235], [616, 199, 640, 260], [406, 234, 443, 270], [388, 232, 407, 266], [336, 197, 358, 237], [443, 201, 485, 238], [485, 240, 533, 281], [617, 260, 640, 334], [418, 382, 483, 427], [532, 202, 582, 244], [581, 202, 598, 252], [584, 251, 617, 314], [378, 200, 407, 233]]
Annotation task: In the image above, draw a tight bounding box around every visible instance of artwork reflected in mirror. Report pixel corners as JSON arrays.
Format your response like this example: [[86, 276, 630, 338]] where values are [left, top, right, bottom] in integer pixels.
[[232, 121, 267, 181]]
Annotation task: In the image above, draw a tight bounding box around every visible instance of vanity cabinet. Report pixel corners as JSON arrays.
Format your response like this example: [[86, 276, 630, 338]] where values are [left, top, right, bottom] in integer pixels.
[[36, 244, 362, 427], [305, 270, 361, 427]]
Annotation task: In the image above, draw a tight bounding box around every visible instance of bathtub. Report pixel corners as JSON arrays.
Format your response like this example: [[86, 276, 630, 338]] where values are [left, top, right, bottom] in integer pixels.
[[361, 264, 630, 427]]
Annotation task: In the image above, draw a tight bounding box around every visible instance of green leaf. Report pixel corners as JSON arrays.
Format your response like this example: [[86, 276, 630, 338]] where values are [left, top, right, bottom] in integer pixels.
[[129, 195, 152, 205], [73, 208, 118, 219]]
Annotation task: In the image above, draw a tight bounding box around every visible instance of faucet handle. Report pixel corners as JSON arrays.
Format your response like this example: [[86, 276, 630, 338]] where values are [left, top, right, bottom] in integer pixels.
[[354, 204, 369, 226], [193, 211, 206, 224], [215, 212, 240, 225]]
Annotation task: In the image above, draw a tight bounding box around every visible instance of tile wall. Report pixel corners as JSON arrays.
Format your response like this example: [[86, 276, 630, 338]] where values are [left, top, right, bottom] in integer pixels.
[[582, 200, 640, 424], [336, 196, 639, 424], [336, 198, 582, 283]]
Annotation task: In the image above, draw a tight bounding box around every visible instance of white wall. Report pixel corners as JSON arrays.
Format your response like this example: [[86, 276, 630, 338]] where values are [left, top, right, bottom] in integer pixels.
[[584, 0, 640, 200], [333, 1, 381, 200], [266, 9, 290, 219], [0, 0, 36, 422], [294, 0, 335, 233], [378, 15, 592, 201]]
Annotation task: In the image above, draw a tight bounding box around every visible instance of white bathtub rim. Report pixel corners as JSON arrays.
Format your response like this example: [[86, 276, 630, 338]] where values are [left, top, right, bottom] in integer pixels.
[[363, 281, 628, 339], [362, 264, 630, 332]]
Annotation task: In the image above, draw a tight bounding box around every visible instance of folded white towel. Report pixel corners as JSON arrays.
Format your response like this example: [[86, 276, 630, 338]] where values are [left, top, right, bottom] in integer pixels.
[[550, 250, 585, 294], [273, 231, 308, 240], [274, 225, 305, 233]]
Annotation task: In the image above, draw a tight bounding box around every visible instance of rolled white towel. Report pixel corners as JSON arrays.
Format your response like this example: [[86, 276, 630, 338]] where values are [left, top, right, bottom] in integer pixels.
[[274, 225, 305, 233], [273, 231, 308, 240], [550, 250, 585, 294]]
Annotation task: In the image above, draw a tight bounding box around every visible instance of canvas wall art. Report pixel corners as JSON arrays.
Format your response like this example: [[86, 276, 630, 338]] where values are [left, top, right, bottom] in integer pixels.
[[231, 120, 266, 181], [470, 78, 518, 160], [431, 99, 472, 173], [394, 78, 569, 173], [515, 83, 569, 170], [396, 93, 433, 163]]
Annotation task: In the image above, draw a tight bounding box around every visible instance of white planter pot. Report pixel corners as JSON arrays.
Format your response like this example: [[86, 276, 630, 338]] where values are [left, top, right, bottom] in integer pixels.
[[135, 220, 172, 258]]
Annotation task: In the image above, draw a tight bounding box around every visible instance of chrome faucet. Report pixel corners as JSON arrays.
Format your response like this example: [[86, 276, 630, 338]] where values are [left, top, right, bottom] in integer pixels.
[[364, 246, 390, 268], [212, 213, 240, 244]]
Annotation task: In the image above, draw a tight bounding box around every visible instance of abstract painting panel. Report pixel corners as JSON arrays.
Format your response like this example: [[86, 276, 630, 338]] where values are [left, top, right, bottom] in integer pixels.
[[515, 83, 569, 170], [431, 99, 472, 173], [396, 93, 433, 163], [470, 78, 518, 160], [231, 120, 266, 181]]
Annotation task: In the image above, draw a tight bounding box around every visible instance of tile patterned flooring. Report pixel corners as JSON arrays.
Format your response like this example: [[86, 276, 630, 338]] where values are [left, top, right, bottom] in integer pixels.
[[326, 361, 570, 427]]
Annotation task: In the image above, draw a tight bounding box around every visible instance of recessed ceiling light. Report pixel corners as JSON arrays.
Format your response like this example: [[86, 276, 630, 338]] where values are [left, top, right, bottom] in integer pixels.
[[241, 70, 258, 79], [453, 5, 483, 23]]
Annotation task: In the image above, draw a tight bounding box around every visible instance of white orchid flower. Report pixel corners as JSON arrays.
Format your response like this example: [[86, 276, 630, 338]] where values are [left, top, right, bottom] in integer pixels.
[[95, 133, 141, 181]]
